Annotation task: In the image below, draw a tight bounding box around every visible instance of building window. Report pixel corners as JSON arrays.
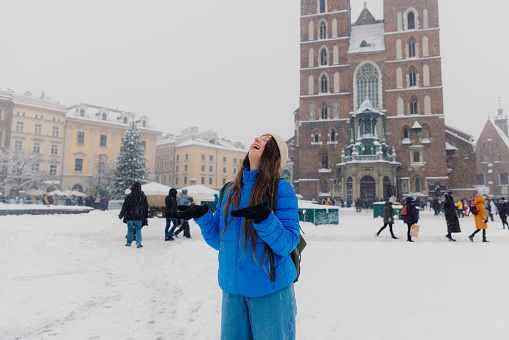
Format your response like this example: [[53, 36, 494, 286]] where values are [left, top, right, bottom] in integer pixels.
[[320, 48, 327, 66], [100, 135, 107, 147], [164, 160, 167, 170], [201, 177, 205, 184], [202, 154, 205, 161], [408, 37, 416, 58], [49, 165, 57, 176], [184, 177, 187, 185], [320, 74, 328, 92], [16, 121, 24, 133], [404, 127, 409, 138], [184, 164, 188, 171], [185, 154, 189, 161], [319, 21, 326, 39], [142, 120, 147, 127], [501, 173, 509, 185], [79, 108, 85, 117], [356, 62, 379, 108], [176, 155, 180, 161], [33, 143, 41, 154], [176, 165, 179, 172], [74, 159, 83, 172], [319, 0, 326, 13], [415, 177, 421, 192], [413, 151, 420, 163], [123, 116, 127, 124], [209, 155, 213, 161], [409, 67, 417, 87], [209, 178, 213, 185], [32, 163, 40, 172], [321, 151, 328, 168], [313, 130, 319, 143], [408, 12, 415, 30], [201, 165, 205, 171], [410, 96, 418, 115], [52, 126, 59, 137], [176, 177, 179, 185], [223, 167, 226, 173], [34, 124, 42, 135], [309, 103, 315, 120], [77, 131, 85, 144], [14, 140, 23, 151], [223, 157, 227, 163], [141, 141, 146, 151], [322, 179, 328, 193], [321, 102, 328, 119], [234, 158, 237, 164], [209, 166, 213, 172], [330, 130, 336, 141], [51, 145, 58, 155]]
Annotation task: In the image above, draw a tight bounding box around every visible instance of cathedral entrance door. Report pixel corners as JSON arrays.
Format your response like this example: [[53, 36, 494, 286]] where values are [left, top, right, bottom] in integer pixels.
[[360, 176, 376, 201]]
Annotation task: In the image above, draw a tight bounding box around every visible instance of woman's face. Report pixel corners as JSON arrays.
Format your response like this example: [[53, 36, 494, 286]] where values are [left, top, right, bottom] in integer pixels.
[[248, 135, 271, 170]]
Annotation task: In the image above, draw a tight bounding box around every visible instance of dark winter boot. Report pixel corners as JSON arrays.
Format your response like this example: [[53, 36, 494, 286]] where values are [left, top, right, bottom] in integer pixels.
[[446, 234, 456, 242], [482, 230, 489, 242], [468, 234, 474, 242]]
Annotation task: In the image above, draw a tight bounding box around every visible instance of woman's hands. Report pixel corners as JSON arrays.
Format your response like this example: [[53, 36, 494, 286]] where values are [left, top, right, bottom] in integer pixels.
[[230, 202, 271, 223], [166, 205, 208, 220]]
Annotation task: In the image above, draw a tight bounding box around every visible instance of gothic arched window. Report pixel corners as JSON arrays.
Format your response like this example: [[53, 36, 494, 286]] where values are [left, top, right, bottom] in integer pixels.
[[321, 102, 328, 119], [408, 37, 416, 58], [319, 21, 327, 39], [404, 127, 409, 138], [320, 0, 326, 13], [321, 74, 328, 93], [321, 151, 329, 168], [313, 130, 319, 142], [409, 67, 417, 86], [320, 48, 328, 66], [356, 63, 379, 108], [410, 96, 418, 115], [408, 11, 415, 30]]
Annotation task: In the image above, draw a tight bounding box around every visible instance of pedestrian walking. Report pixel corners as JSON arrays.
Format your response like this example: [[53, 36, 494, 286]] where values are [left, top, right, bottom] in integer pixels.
[[468, 195, 489, 242], [499, 197, 509, 229], [489, 199, 497, 222], [166, 132, 299, 340], [376, 196, 398, 239], [443, 192, 461, 241], [164, 188, 179, 241], [402, 196, 419, 242]]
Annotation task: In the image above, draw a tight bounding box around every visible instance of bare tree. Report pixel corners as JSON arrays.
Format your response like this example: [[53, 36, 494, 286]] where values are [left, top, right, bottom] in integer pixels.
[[0, 147, 50, 197]]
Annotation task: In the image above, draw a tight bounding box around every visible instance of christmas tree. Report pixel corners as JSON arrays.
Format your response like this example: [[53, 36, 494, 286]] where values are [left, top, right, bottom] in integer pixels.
[[112, 122, 148, 198]]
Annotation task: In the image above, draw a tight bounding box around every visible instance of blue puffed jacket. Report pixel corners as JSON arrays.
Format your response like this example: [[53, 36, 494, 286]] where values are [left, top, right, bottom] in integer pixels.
[[194, 169, 300, 297]]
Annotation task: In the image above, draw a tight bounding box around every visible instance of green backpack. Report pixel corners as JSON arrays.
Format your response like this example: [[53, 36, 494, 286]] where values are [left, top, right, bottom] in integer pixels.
[[219, 179, 307, 282]]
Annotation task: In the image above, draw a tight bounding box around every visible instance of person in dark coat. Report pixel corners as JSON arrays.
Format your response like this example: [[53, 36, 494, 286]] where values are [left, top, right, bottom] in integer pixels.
[[376, 196, 398, 239], [499, 197, 509, 229], [119, 182, 149, 248], [432, 198, 440, 216], [443, 192, 461, 241], [164, 188, 179, 241], [402, 196, 419, 242]]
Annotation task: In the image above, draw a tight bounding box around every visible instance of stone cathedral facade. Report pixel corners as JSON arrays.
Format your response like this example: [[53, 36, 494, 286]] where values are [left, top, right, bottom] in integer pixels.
[[293, 0, 476, 201]]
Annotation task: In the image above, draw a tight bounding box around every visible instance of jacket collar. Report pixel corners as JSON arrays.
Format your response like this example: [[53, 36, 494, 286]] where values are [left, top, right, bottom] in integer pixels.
[[242, 169, 259, 185]]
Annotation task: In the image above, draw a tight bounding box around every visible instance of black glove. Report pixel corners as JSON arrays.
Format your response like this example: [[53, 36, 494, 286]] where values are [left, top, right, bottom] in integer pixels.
[[230, 202, 271, 224], [484, 220, 488, 223], [166, 205, 208, 220]]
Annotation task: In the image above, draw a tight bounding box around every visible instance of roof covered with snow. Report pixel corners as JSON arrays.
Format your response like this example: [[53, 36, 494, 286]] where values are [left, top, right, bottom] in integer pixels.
[[177, 138, 248, 153], [491, 120, 509, 150], [349, 22, 385, 54]]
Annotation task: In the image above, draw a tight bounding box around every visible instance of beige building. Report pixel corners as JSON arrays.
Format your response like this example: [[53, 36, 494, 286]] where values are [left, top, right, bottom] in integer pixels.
[[61, 103, 162, 195], [173, 138, 248, 189], [7, 91, 67, 192]]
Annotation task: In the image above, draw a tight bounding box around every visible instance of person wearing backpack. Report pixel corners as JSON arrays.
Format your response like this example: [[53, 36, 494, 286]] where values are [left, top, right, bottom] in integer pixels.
[[164, 188, 179, 241], [443, 192, 461, 241], [166, 132, 300, 340], [402, 196, 419, 242], [119, 182, 149, 248], [469, 194, 489, 242]]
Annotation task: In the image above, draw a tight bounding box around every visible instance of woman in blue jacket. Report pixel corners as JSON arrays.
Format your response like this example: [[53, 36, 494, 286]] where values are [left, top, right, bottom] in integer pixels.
[[168, 132, 300, 340]]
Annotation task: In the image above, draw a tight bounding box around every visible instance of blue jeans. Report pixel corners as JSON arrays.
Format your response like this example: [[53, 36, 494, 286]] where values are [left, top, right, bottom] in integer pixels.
[[165, 218, 178, 238], [221, 284, 296, 340], [126, 220, 142, 246]]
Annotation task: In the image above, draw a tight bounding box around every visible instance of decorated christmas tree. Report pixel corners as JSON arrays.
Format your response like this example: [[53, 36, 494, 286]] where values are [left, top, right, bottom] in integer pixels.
[[112, 122, 148, 198]]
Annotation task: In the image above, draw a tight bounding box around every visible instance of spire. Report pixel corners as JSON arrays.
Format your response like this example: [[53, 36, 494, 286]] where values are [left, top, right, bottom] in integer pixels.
[[498, 97, 504, 117], [354, 2, 379, 25]]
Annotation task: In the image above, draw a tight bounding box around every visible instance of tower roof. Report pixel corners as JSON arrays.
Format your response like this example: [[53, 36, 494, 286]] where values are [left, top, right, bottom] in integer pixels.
[[354, 2, 380, 25]]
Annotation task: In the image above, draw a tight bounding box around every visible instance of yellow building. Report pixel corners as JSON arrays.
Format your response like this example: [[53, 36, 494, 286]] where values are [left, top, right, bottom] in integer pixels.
[[61, 103, 161, 195], [174, 138, 248, 189], [7, 91, 67, 192]]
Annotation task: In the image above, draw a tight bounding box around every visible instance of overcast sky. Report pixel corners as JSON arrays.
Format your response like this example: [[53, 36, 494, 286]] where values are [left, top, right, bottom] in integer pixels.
[[0, 0, 507, 148]]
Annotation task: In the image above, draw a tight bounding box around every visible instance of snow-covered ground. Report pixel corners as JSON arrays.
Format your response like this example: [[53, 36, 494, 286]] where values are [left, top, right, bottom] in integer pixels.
[[1, 207, 509, 340]]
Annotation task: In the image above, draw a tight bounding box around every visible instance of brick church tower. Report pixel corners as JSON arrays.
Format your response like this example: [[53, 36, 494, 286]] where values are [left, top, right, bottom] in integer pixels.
[[294, 0, 456, 201]]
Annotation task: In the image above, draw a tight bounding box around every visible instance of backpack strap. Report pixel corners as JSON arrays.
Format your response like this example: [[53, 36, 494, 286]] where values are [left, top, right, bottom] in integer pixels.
[[219, 181, 233, 208]]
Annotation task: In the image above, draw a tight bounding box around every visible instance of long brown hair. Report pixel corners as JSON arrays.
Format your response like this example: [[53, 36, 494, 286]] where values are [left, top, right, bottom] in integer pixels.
[[222, 137, 281, 261]]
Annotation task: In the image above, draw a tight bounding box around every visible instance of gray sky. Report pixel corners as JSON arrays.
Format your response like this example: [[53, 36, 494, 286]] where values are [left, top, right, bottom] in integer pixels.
[[0, 0, 507, 147]]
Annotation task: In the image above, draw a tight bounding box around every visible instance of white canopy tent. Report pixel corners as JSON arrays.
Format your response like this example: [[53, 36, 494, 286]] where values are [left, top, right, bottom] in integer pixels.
[[48, 190, 68, 196], [178, 184, 219, 204], [124, 182, 172, 195]]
